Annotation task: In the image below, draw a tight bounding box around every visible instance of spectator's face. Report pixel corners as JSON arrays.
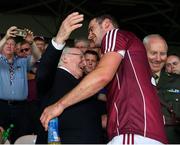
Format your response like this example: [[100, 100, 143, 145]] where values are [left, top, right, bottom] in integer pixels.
[[2, 38, 16, 56], [15, 43, 21, 56], [146, 39, 167, 73], [75, 41, 88, 53], [34, 40, 46, 53], [84, 53, 98, 74], [166, 55, 180, 74], [66, 48, 86, 78], [88, 19, 105, 48], [15, 43, 27, 58], [91, 47, 101, 57], [19, 43, 31, 57]]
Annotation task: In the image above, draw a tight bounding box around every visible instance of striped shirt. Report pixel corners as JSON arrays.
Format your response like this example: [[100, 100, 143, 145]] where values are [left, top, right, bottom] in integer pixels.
[[101, 29, 167, 143]]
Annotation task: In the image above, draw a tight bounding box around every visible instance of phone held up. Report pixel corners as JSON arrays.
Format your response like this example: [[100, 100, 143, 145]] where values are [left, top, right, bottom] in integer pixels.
[[16, 29, 27, 37]]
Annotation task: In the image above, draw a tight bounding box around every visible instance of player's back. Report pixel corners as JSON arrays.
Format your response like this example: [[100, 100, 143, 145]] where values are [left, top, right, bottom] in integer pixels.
[[102, 29, 167, 143]]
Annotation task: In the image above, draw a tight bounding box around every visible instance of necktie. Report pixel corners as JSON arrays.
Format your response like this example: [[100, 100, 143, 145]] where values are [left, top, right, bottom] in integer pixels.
[[9, 63, 15, 85], [153, 74, 159, 85]]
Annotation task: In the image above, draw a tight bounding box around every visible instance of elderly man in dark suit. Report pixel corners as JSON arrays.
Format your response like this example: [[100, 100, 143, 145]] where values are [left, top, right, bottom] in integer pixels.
[[35, 13, 103, 143]]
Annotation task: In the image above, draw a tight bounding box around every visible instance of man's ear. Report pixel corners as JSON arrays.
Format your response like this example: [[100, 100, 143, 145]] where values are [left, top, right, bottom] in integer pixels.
[[102, 18, 111, 30], [61, 55, 68, 63]]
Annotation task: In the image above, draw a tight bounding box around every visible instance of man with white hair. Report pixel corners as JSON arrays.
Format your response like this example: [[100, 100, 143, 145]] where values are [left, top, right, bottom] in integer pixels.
[[144, 34, 180, 143], [0, 26, 41, 143], [40, 12, 167, 144], [143, 34, 168, 82], [36, 42, 103, 143]]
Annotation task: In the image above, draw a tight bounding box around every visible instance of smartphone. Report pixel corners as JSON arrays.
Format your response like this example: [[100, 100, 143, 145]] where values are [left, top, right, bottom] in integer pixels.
[[16, 29, 27, 37]]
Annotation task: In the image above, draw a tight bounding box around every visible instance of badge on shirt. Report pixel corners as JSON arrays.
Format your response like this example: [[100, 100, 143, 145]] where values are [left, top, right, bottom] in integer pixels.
[[167, 89, 180, 94], [151, 77, 156, 86]]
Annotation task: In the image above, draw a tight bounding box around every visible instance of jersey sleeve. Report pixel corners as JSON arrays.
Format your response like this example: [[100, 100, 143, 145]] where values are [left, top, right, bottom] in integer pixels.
[[101, 29, 129, 54]]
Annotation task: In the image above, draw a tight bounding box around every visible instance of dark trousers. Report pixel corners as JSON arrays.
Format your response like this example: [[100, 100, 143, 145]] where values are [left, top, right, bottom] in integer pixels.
[[36, 123, 104, 144], [0, 100, 29, 143], [36, 119, 48, 144], [36, 103, 48, 144], [165, 125, 180, 143], [26, 100, 40, 135]]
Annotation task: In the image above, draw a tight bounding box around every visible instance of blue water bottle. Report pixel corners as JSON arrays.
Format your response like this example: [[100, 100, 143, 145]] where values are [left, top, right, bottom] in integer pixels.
[[48, 117, 60, 144]]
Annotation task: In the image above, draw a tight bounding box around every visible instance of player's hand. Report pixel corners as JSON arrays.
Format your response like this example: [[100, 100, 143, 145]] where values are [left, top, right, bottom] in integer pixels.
[[40, 102, 65, 131]]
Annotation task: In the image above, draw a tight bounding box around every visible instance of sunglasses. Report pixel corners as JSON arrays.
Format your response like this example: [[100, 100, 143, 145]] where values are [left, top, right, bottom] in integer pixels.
[[20, 48, 30, 53]]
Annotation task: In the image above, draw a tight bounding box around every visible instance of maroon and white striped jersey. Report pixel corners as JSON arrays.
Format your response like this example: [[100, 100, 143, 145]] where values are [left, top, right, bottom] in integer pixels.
[[101, 29, 168, 144]]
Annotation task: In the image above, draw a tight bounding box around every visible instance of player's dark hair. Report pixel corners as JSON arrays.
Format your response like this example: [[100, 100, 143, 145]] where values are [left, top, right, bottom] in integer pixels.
[[94, 14, 119, 28]]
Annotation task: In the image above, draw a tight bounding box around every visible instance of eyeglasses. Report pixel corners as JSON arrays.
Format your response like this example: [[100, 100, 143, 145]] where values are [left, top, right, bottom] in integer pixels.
[[20, 48, 30, 53], [66, 53, 84, 57]]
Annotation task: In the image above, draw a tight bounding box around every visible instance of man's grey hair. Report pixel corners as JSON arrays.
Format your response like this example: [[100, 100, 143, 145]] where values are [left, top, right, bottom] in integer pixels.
[[62, 46, 71, 54], [143, 34, 168, 50], [58, 46, 71, 66]]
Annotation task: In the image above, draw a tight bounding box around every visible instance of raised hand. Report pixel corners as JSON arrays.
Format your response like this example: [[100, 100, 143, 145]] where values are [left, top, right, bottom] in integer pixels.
[[5, 26, 17, 38], [55, 12, 84, 44], [24, 29, 34, 44]]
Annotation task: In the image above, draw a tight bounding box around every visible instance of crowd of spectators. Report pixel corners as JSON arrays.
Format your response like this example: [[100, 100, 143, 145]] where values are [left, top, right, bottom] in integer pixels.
[[0, 13, 179, 144]]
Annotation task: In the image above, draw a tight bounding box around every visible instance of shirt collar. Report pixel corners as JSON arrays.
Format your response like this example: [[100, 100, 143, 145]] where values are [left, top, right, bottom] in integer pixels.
[[58, 66, 77, 78], [0, 54, 18, 64]]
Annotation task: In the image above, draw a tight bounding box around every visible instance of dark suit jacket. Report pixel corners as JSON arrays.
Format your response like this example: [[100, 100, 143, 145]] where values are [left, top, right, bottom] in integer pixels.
[[36, 42, 103, 144], [157, 70, 180, 143], [157, 70, 180, 117]]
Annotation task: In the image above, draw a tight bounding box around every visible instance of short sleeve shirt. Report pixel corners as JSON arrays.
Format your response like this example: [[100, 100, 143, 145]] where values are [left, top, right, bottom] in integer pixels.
[[101, 29, 168, 143]]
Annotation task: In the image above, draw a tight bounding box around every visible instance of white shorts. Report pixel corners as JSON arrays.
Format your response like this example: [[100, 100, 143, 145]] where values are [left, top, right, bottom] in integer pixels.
[[108, 134, 164, 144]]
